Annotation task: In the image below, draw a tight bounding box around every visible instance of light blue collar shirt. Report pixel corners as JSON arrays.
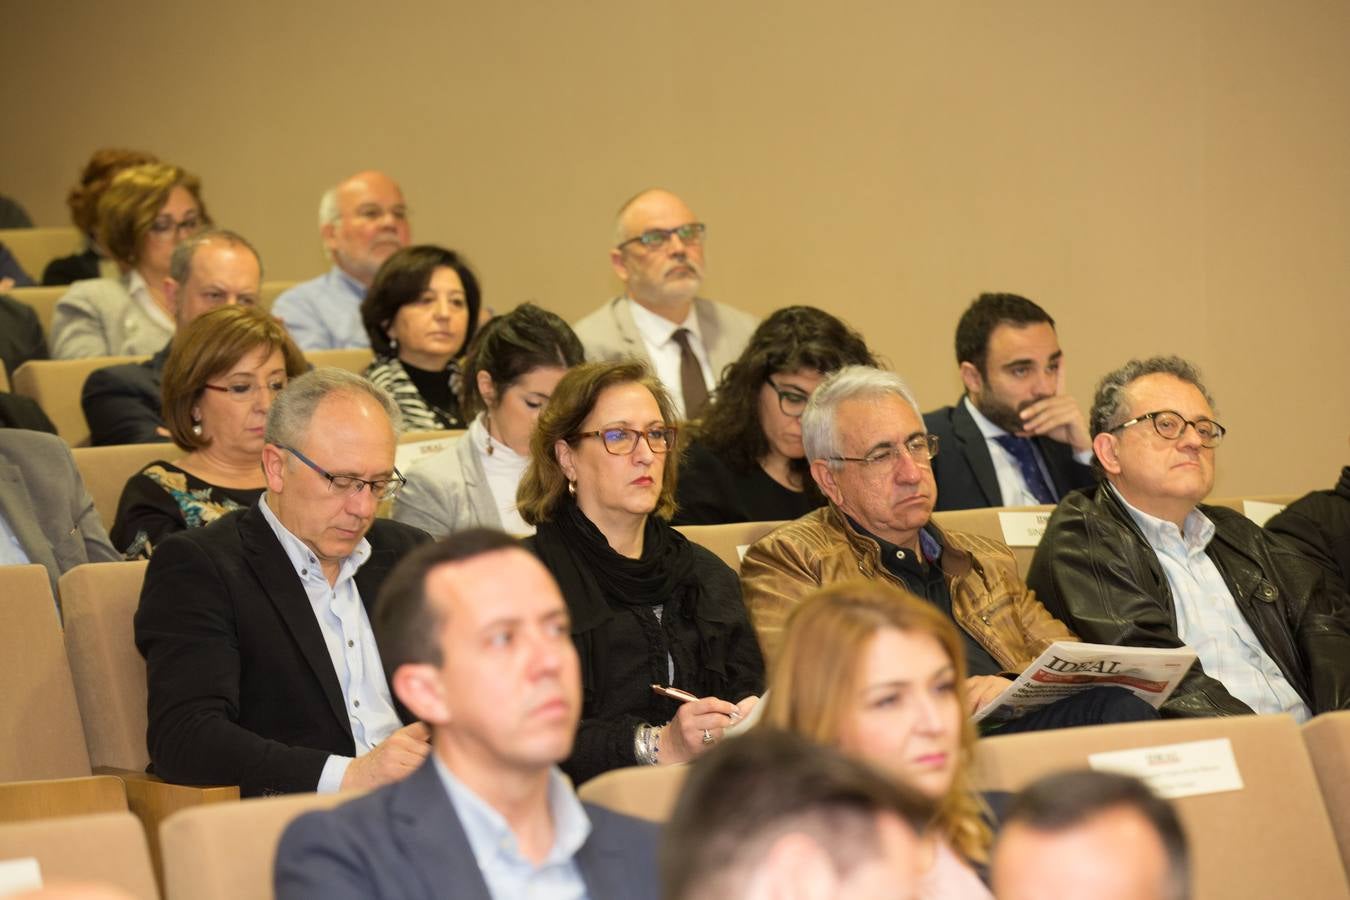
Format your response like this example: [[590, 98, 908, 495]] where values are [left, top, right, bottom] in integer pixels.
[[258, 495, 403, 791], [435, 755, 593, 900], [271, 266, 371, 351], [963, 396, 1092, 505], [0, 511, 32, 565], [1112, 485, 1311, 721]]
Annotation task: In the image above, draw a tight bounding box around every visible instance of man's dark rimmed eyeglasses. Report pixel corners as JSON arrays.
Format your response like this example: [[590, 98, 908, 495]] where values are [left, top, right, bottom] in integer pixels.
[[1108, 410, 1227, 449], [615, 222, 706, 252], [280, 444, 407, 500]]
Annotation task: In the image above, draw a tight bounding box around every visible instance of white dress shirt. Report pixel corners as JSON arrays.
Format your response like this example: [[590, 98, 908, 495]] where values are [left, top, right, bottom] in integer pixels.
[[470, 415, 533, 535], [258, 496, 403, 791], [963, 396, 1091, 505], [627, 299, 714, 419], [0, 511, 31, 566], [1113, 486, 1311, 721]]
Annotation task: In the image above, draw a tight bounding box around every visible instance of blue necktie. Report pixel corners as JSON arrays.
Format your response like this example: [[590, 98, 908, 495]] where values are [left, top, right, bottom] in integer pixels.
[[993, 435, 1057, 504]]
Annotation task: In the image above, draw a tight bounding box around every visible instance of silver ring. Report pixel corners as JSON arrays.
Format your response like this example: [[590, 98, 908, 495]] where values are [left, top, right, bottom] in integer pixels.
[[702, 729, 714, 744]]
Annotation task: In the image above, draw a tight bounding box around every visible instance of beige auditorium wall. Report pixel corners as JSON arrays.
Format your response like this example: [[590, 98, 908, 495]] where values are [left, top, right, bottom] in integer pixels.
[[4, 1, 1347, 496]]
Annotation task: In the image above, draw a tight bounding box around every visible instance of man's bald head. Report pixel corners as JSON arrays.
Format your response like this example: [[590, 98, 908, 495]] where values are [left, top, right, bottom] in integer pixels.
[[319, 170, 411, 285], [609, 188, 705, 317]]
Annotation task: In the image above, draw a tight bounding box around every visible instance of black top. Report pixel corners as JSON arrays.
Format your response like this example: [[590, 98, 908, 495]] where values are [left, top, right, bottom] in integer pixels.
[[111, 460, 264, 557], [42, 248, 100, 286], [402, 360, 458, 422], [81, 344, 173, 446], [525, 510, 766, 784], [1266, 467, 1350, 600], [0, 293, 48, 379], [672, 440, 823, 525]]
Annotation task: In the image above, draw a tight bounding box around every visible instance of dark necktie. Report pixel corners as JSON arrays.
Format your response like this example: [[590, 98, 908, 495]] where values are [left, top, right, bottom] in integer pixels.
[[671, 328, 710, 420], [992, 434, 1057, 504]]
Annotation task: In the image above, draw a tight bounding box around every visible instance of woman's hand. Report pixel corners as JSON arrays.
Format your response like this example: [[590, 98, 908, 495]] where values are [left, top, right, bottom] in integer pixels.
[[658, 695, 740, 765]]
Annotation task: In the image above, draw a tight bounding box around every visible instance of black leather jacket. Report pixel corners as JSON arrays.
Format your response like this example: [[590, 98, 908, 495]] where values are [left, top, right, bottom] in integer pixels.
[[1027, 483, 1350, 717]]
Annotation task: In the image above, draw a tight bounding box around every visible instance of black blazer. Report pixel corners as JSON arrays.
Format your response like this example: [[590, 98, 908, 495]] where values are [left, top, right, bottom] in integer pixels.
[[134, 504, 430, 796], [924, 399, 1095, 511], [275, 757, 662, 900], [82, 343, 172, 446]]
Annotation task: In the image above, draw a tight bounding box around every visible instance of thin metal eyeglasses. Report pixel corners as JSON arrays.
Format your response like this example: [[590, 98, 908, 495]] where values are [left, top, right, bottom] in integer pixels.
[[148, 215, 202, 239], [202, 379, 287, 403], [616, 222, 706, 252], [351, 203, 409, 223], [572, 426, 678, 455], [280, 445, 407, 500], [828, 434, 940, 471], [766, 377, 810, 418], [1109, 410, 1227, 449]]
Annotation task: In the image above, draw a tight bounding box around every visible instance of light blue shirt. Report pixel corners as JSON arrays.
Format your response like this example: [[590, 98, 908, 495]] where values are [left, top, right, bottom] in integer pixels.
[[0, 511, 31, 565], [964, 396, 1092, 505], [272, 266, 370, 351], [1113, 486, 1312, 722], [435, 756, 593, 900], [258, 496, 403, 791]]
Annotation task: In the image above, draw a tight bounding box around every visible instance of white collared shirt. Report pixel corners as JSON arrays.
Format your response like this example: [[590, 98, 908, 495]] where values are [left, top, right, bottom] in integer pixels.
[[1113, 485, 1311, 721], [469, 414, 533, 535], [0, 512, 31, 565], [627, 299, 713, 419], [125, 269, 175, 333], [435, 755, 593, 900], [258, 496, 403, 791], [963, 396, 1091, 505]]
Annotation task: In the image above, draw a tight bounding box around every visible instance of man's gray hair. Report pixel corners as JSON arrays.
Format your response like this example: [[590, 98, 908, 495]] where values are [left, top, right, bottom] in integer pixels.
[[168, 228, 262, 285], [265, 368, 404, 449], [318, 186, 341, 229], [801, 365, 922, 465], [1089, 356, 1217, 437]]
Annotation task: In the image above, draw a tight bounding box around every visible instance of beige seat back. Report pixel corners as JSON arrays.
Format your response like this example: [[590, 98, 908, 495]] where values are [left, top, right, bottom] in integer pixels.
[[11, 355, 146, 446], [60, 562, 152, 771], [972, 715, 1350, 900], [257, 280, 295, 314], [304, 348, 374, 374], [577, 763, 690, 823], [0, 565, 92, 781], [676, 521, 786, 574], [72, 444, 184, 532], [0, 775, 128, 824], [6, 285, 67, 344], [0, 810, 158, 900], [1304, 712, 1350, 881], [930, 504, 1054, 579], [0, 227, 82, 282], [160, 791, 350, 900]]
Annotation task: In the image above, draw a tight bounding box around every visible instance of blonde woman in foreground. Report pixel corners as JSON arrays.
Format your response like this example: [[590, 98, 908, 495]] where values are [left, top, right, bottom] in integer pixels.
[[763, 579, 995, 899]]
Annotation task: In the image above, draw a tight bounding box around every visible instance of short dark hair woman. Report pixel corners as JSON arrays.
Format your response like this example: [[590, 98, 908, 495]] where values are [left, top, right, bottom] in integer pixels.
[[673, 305, 875, 524], [518, 360, 765, 784], [360, 245, 482, 430]]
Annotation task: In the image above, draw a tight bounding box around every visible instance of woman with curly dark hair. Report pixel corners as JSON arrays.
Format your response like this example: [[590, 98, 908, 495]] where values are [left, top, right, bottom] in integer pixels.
[[673, 306, 875, 524]]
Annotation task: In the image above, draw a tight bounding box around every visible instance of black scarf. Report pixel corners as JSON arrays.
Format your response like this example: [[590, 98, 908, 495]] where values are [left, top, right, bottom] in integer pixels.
[[533, 500, 697, 616]]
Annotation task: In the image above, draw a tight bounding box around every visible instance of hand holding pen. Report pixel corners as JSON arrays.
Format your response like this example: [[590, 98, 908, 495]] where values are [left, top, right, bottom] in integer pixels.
[[650, 684, 757, 764]]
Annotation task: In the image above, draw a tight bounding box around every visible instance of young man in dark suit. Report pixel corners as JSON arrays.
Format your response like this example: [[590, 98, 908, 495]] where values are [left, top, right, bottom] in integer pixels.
[[924, 293, 1095, 510], [135, 368, 432, 796], [275, 530, 661, 900]]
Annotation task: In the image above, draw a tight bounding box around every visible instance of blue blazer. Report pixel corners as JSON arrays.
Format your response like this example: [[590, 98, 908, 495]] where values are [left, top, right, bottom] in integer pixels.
[[924, 399, 1095, 511], [274, 758, 662, 900]]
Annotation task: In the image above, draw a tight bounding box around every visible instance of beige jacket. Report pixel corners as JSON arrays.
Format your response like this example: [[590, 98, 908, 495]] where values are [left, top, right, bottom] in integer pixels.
[[740, 504, 1078, 668]]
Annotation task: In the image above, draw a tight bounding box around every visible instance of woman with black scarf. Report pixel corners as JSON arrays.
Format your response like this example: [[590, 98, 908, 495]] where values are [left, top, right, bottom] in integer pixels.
[[519, 360, 765, 784]]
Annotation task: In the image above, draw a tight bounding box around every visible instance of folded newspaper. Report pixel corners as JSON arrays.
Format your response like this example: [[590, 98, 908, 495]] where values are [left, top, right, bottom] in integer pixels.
[[972, 641, 1197, 724]]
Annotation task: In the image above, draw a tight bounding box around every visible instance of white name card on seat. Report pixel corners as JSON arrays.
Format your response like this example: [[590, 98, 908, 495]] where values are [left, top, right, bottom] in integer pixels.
[[998, 511, 1053, 547], [1243, 500, 1286, 527], [394, 438, 454, 472], [736, 544, 750, 562], [1088, 737, 1244, 799], [0, 857, 42, 895]]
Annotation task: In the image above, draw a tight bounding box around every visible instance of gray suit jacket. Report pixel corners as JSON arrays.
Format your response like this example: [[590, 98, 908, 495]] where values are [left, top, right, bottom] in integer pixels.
[[0, 428, 120, 602], [391, 431, 500, 538], [573, 296, 758, 384], [274, 758, 661, 900], [51, 275, 174, 359]]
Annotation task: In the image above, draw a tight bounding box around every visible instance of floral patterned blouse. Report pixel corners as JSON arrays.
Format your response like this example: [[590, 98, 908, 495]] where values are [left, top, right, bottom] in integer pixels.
[[110, 460, 264, 558]]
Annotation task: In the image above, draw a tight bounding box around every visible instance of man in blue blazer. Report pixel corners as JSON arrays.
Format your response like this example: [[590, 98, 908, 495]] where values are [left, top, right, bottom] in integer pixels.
[[275, 529, 661, 900], [924, 293, 1095, 511]]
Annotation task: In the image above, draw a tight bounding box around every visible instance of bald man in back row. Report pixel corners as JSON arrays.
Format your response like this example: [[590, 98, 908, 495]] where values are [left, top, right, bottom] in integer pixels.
[[573, 188, 758, 419], [273, 170, 412, 350]]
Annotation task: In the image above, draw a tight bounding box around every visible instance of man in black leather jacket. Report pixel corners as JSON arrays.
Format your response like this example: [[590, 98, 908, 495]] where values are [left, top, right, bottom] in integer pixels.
[[1027, 356, 1350, 718]]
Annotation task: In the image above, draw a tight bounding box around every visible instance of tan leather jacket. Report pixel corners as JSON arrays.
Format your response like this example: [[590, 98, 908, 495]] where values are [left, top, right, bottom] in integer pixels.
[[740, 504, 1078, 668]]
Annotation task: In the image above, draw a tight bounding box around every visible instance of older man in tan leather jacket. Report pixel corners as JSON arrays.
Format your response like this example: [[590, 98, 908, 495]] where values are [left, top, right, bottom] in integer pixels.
[[741, 366, 1156, 733]]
